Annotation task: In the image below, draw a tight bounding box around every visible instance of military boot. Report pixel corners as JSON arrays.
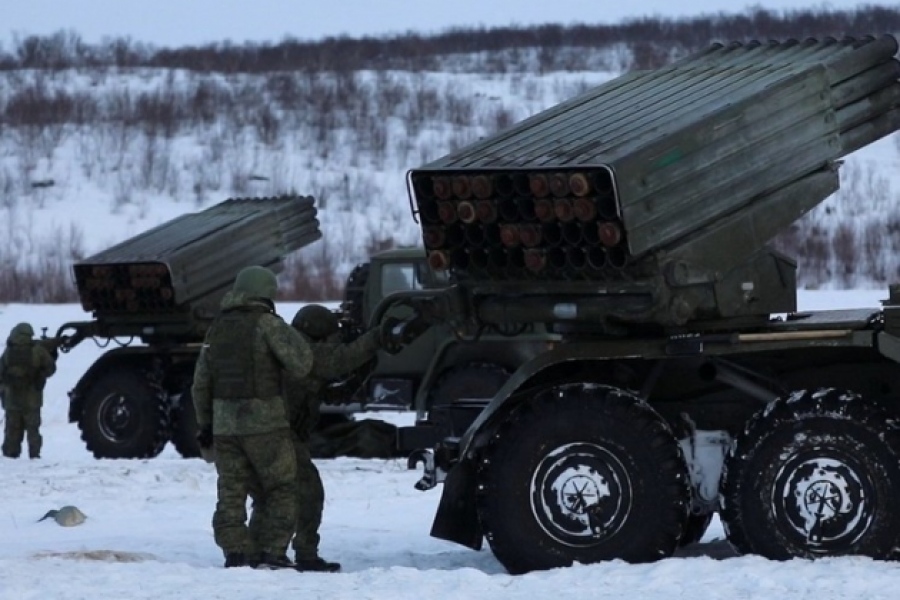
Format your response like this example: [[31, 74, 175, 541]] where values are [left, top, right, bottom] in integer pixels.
[[255, 552, 295, 570], [224, 552, 248, 568], [294, 556, 341, 573]]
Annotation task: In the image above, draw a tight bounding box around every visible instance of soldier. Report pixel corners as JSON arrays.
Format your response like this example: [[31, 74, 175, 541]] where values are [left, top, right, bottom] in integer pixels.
[[0, 322, 57, 459], [249, 304, 427, 572], [192, 266, 314, 570]]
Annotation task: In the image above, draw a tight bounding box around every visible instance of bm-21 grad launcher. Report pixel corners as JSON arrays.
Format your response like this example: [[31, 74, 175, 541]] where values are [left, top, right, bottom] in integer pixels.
[[406, 35, 900, 333], [55, 195, 322, 459], [394, 35, 900, 575], [59, 195, 320, 346]]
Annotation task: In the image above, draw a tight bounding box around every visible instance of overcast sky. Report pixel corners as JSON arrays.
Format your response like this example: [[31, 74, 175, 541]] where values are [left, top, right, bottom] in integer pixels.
[[0, 1, 891, 47]]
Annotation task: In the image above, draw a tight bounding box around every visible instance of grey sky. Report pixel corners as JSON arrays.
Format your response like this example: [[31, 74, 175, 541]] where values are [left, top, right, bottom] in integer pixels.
[[0, 1, 890, 47]]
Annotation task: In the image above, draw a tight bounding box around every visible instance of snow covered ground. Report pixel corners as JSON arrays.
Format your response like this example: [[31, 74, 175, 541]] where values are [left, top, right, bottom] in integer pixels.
[[1, 290, 899, 599]]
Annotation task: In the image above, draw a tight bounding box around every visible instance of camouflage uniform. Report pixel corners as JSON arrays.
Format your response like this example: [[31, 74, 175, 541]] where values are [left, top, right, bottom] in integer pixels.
[[249, 304, 383, 572], [192, 266, 313, 568], [0, 323, 57, 459]]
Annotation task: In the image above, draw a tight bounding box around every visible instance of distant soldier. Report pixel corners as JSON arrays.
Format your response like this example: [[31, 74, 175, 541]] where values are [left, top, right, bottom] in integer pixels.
[[192, 266, 314, 570], [249, 304, 428, 572], [1, 322, 57, 459]]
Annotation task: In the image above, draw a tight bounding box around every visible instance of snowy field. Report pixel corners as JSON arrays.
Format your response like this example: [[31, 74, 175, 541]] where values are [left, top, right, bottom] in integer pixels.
[[1, 290, 899, 599]]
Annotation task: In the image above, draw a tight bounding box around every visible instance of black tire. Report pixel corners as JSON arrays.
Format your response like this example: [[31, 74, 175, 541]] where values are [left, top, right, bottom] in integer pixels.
[[79, 370, 170, 459], [429, 362, 510, 437], [721, 388, 900, 560], [170, 389, 201, 459], [316, 411, 355, 431], [476, 384, 690, 574]]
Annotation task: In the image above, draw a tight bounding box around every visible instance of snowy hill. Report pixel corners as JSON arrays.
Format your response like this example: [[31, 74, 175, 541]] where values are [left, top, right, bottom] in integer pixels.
[[0, 64, 620, 301], [4, 17, 900, 301]]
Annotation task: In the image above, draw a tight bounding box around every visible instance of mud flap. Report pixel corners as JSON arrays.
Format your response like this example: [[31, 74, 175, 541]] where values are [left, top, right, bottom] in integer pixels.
[[429, 459, 483, 550]]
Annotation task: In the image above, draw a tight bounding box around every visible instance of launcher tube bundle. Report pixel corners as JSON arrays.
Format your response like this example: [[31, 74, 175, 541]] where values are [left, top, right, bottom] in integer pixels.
[[406, 35, 900, 326]]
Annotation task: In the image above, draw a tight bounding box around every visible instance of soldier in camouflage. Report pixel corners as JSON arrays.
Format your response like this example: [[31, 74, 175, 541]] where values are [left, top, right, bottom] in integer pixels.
[[248, 304, 428, 572], [0, 322, 57, 459], [192, 266, 314, 570]]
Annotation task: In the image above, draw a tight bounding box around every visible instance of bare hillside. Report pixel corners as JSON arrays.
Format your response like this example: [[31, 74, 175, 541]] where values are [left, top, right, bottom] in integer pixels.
[[1, 6, 899, 300]]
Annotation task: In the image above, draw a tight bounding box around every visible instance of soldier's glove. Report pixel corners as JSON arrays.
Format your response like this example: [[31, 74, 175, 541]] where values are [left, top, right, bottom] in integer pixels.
[[399, 314, 431, 344], [381, 315, 431, 354], [380, 317, 405, 355], [196, 427, 213, 449]]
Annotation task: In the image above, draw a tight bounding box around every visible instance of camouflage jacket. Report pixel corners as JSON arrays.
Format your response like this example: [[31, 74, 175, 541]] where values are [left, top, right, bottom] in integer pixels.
[[192, 293, 314, 436], [0, 325, 56, 410], [285, 328, 381, 441]]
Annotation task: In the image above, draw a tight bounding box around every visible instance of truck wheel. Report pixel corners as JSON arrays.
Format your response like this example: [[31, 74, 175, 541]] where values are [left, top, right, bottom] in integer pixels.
[[170, 389, 201, 459], [80, 370, 170, 459], [476, 384, 690, 574], [429, 363, 510, 436], [721, 388, 900, 560]]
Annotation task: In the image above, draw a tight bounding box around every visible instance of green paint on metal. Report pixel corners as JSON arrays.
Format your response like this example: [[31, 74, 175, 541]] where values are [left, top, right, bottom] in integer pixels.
[[654, 148, 684, 168]]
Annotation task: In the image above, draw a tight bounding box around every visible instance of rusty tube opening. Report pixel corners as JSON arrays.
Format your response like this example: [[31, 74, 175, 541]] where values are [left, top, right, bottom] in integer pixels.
[[529, 173, 550, 198], [437, 201, 458, 224], [452, 175, 472, 199], [573, 197, 597, 222], [549, 172, 570, 197], [471, 174, 493, 199], [475, 200, 498, 224], [554, 198, 575, 222], [569, 172, 592, 197], [457, 201, 477, 224], [433, 176, 453, 200]]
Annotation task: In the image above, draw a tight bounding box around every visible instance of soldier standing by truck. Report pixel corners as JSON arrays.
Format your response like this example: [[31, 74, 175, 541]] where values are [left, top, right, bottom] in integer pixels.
[[0, 322, 57, 459], [248, 303, 428, 572], [192, 266, 314, 570]]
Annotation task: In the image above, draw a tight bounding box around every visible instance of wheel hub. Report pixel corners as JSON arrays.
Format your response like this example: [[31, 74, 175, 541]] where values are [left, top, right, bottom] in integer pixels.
[[530, 442, 632, 547], [98, 394, 136, 442], [774, 455, 873, 552]]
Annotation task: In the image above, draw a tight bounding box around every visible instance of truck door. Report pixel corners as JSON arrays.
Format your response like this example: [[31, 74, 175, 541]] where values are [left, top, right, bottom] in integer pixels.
[[364, 258, 441, 408]]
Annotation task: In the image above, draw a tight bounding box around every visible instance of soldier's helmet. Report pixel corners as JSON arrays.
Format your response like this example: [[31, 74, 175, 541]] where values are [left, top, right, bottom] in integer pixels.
[[292, 304, 340, 340], [12, 322, 34, 338], [233, 266, 278, 300]]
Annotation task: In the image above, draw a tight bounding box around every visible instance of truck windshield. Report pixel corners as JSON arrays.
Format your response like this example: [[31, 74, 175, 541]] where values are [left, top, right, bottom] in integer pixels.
[[382, 262, 421, 295]]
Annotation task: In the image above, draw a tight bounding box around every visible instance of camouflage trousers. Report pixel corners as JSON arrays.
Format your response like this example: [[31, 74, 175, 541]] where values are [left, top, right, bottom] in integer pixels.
[[249, 440, 325, 560], [212, 431, 298, 557], [2, 408, 41, 458]]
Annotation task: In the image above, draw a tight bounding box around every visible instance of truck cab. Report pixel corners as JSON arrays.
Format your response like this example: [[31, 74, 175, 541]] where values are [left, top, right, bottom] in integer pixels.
[[351, 247, 448, 409], [340, 247, 557, 451]]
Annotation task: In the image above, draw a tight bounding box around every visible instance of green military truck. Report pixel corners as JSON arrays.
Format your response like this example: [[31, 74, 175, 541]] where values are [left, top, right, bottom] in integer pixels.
[[55, 195, 323, 459], [386, 34, 900, 574], [52, 196, 550, 460]]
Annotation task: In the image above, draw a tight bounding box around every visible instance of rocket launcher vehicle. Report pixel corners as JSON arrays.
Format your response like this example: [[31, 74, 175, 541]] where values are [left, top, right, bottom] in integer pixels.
[[67, 195, 321, 343], [406, 35, 900, 329]]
